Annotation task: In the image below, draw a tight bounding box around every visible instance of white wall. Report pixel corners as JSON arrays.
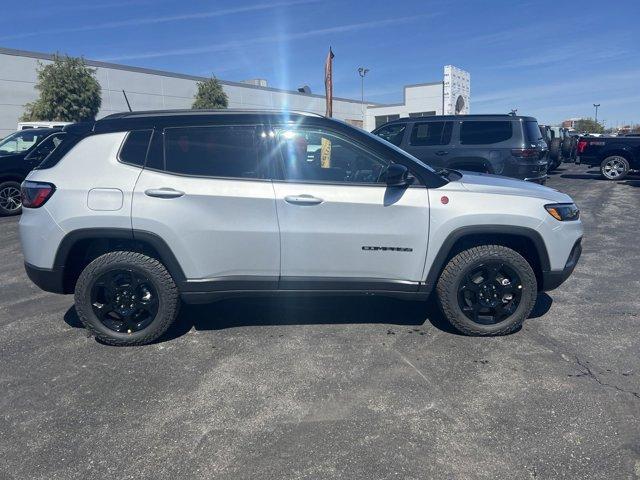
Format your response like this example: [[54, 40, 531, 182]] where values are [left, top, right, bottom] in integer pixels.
[[0, 49, 366, 137], [365, 83, 443, 130]]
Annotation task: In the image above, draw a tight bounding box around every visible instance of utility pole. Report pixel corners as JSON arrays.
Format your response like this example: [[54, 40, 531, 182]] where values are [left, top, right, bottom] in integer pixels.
[[593, 103, 600, 125], [358, 67, 369, 127]]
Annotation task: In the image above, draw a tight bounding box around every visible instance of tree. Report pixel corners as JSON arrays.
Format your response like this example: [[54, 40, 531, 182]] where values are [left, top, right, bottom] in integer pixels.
[[192, 77, 228, 109], [22, 54, 101, 122], [574, 118, 605, 134]]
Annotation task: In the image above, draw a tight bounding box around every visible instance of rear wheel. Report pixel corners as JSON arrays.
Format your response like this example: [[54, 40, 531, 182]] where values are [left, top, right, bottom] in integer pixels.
[[74, 251, 179, 346], [600, 155, 629, 180], [0, 181, 22, 216], [436, 245, 537, 336]]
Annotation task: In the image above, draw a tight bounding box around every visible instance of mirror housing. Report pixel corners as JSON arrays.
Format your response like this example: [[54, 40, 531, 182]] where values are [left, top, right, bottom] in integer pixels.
[[385, 163, 414, 187]]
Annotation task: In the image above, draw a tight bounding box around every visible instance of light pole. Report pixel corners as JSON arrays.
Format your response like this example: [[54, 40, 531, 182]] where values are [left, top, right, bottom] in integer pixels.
[[593, 103, 600, 125], [358, 67, 369, 127]]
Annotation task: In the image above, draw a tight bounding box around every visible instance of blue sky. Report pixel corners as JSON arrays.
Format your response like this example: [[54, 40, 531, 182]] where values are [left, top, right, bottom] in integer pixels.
[[1, 0, 638, 126]]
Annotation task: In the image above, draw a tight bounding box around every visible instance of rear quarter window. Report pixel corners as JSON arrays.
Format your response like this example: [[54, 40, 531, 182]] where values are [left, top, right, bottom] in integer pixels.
[[460, 121, 513, 145], [118, 130, 153, 167]]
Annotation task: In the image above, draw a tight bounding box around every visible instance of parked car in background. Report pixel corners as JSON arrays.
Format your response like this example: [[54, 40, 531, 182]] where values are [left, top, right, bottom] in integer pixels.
[[547, 126, 564, 169], [373, 114, 548, 183], [576, 135, 640, 180], [0, 128, 65, 215], [539, 124, 560, 170], [19, 110, 582, 345]]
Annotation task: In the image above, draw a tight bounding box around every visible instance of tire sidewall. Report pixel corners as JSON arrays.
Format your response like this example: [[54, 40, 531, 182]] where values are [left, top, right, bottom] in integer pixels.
[[0, 181, 23, 216], [438, 247, 537, 335], [75, 253, 177, 345], [600, 156, 629, 180]]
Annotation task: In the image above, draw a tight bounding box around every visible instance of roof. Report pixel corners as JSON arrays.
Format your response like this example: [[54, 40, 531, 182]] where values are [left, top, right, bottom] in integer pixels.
[[100, 109, 324, 120], [377, 114, 537, 126], [90, 109, 331, 133]]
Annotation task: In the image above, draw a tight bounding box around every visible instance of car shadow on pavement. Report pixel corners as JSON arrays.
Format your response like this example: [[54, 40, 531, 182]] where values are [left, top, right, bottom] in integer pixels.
[[63, 292, 554, 344]]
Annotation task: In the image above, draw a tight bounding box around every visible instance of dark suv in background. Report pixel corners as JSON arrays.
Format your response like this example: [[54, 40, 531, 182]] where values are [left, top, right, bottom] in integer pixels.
[[373, 114, 548, 183], [0, 128, 65, 216]]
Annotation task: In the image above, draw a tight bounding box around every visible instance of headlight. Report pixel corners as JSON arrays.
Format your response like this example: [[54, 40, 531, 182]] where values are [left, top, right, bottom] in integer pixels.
[[545, 203, 579, 221]]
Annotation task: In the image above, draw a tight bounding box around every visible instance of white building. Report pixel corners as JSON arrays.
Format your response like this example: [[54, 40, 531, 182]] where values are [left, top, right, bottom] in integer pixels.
[[0, 47, 470, 137]]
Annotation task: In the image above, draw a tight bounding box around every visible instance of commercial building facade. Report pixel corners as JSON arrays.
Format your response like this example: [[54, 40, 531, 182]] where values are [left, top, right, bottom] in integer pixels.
[[0, 47, 470, 137]]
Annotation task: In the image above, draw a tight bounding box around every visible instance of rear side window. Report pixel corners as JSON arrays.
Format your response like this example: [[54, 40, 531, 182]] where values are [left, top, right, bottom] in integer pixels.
[[410, 121, 452, 146], [163, 125, 264, 179], [119, 130, 152, 166], [524, 121, 543, 143], [375, 124, 406, 146], [460, 121, 513, 145]]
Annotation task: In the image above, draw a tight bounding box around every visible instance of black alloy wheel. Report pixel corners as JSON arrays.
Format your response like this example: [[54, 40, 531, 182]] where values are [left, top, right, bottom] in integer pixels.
[[90, 269, 159, 334], [457, 261, 522, 325]]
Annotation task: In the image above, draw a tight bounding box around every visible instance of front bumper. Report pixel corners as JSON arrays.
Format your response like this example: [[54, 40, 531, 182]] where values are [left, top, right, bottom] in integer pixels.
[[541, 238, 582, 291]]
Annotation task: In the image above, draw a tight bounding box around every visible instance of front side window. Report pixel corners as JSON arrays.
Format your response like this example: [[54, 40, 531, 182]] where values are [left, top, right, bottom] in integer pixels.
[[0, 129, 53, 155], [374, 124, 406, 147], [163, 125, 265, 179], [410, 121, 452, 146], [460, 121, 513, 145], [274, 126, 390, 184]]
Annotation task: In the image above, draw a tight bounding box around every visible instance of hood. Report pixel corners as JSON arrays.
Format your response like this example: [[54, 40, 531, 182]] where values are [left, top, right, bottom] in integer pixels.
[[456, 172, 572, 203]]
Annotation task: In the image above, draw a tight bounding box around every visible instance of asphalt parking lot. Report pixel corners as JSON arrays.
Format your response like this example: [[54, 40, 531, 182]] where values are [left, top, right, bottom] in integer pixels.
[[1, 162, 639, 480]]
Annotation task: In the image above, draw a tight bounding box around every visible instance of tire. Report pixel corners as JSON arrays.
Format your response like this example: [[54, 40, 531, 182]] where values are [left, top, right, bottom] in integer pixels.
[[561, 137, 572, 159], [74, 251, 179, 346], [600, 155, 630, 180], [549, 138, 562, 169], [0, 181, 22, 216], [436, 245, 538, 336]]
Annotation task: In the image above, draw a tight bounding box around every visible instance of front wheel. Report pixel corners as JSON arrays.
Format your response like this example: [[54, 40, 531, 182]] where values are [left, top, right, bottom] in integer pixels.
[[436, 245, 538, 336], [74, 251, 179, 346], [600, 155, 629, 180]]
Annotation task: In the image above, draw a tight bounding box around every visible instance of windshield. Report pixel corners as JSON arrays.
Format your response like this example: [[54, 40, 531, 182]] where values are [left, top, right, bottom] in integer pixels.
[[0, 129, 53, 155]]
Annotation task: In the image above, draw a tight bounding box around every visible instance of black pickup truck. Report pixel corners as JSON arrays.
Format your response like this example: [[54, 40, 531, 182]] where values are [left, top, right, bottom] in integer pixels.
[[576, 135, 640, 180]]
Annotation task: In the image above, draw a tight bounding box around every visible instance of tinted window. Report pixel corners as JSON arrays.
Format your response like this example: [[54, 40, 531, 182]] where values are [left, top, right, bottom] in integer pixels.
[[524, 121, 543, 143], [375, 124, 406, 146], [410, 121, 452, 146], [460, 121, 513, 144], [119, 130, 152, 166], [28, 133, 66, 161], [274, 127, 389, 184], [375, 114, 400, 129], [164, 125, 264, 178], [408, 111, 436, 118], [0, 129, 53, 155]]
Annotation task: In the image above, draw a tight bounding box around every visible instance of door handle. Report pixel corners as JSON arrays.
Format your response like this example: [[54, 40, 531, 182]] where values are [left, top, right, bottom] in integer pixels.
[[284, 194, 323, 206], [435, 151, 449, 156], [144, 188, 185, 199]]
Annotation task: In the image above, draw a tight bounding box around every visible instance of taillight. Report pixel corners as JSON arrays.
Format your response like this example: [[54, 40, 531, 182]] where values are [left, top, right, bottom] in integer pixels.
[[511, 148, 539, 158], [577, 140, 588, 154], [21, 181, 56, 208]]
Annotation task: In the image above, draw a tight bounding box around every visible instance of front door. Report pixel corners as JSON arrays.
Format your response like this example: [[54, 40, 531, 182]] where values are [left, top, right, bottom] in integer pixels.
[[269, 124, 430, 290], [132, 124, 280, 287]]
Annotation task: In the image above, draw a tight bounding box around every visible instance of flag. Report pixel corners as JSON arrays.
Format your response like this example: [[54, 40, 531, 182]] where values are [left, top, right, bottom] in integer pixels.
[[324, 47, 334, 117]]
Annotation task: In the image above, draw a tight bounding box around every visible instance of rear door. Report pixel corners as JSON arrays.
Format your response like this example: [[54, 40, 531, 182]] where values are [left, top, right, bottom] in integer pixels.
[[132, 123, 280, 286], [269, 123, 430, 288], [403, 120, 453, 169]]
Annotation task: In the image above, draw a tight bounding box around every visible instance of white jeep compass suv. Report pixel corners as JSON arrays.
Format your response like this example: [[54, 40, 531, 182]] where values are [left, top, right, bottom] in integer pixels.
[[19, 110, 583, 345]]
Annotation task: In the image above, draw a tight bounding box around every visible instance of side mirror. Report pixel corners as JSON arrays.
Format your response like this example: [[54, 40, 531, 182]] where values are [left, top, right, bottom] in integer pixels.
[[385, 163, 414, 187]]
